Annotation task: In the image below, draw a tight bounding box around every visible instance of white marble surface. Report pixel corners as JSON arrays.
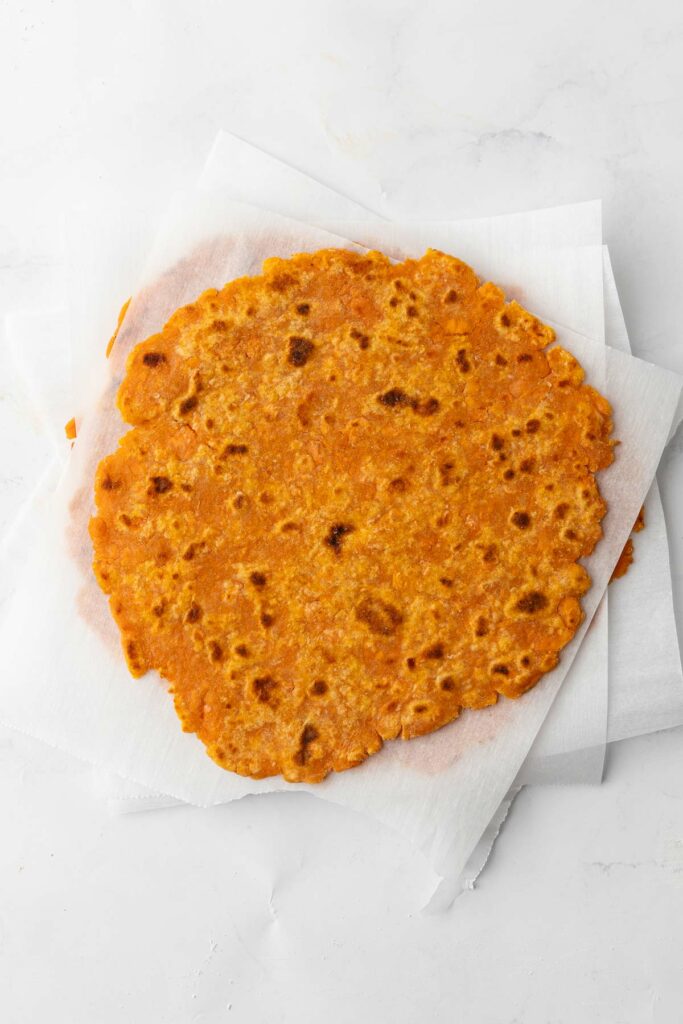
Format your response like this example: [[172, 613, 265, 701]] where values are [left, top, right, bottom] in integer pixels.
[[1, 1, 683, 1020]]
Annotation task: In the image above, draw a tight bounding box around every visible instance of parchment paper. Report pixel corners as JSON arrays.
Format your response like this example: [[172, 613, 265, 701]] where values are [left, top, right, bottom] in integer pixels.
[[602, 250, 683, 739], [0, 192, 680, 881], [3, 133, 681, 880]]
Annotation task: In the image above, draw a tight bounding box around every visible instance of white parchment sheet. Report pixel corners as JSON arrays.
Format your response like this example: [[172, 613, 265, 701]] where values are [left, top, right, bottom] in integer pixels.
[[2, 131, 681, 881], [602, 250, 683, 739], [0, 190, 680, 882]]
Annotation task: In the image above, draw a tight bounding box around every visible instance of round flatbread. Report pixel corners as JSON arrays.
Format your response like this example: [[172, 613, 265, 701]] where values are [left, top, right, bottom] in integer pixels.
[[90, 248, 613, 782]]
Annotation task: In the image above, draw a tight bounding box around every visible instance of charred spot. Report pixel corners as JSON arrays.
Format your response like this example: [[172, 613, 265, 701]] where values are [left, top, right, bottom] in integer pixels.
[[511, 511, 531, 529], [325, 522, 354, 553], [126, 641, 138, 661], [288, 336, 315, 367], [378, 387, 412, 408], [233, 493, 247, 510], [516, 591, 548, 614], [406, 657, 416, 670], [483, 544, 498, 563], [440, 677, 456, 691], [294, 724, 319, 766], [180, 483, 192, 492], [492, 664, 510, 676], [495, 353, 508, 366], [179, 395, 198, 415], [152, 602, 165, 617], [475, 616, 488, 637], [249, 571, 267, 588], [414, 397, 440, 416], [491, 433, 505, 451], [500, 313, 511, 327], [498, 453, 507, 462], [355, 596, 403, 636], [385, 700, 399, 713], [503, 469, 516, 480], [142, 352, 166, 367], [296, 303, 310, 315], [414, 704, 428, 714], [269, 273, 295, 293], [389, 477, 408, 493], [182, 543, 198, 561], [406, 305, 418, 318], [350, 327, 370, 348], [564, 528, 578, 541], [185, 603, 202, 624], [260, 612, 275, 628], [393, 279, 405, 291], [260, 492, 274, 505], [235, 644, 250, 658], [519, 458, 535, 473], [440, 460, 455, 486], [517, 353, 533, 363], [253, 676, 277, 702], [246, 306, 256, 316], [209, 641, 223, 662], [223, 443, 249, 456], [526, 418, 540, 434], [521, 656, 531, 667], [212, 319, 227, 331], [389, 296, 399, 307], [424, 642, 444, 660], [150, 475, 172, 494], [511, 428, 522, 437], [456, 348, 470, 373], [554, 503, 570, 520], [440, 576, 453, 587], [444, 289, 458, 303], [311, 680, 328, 696], [101, 475, 121, 491]]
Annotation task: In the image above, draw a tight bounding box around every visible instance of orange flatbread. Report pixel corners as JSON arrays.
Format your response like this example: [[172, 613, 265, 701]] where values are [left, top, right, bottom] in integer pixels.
[[90, 248, 614, 782]]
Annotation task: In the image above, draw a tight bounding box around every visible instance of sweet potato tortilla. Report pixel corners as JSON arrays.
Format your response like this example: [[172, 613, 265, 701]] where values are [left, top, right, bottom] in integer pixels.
[[90, 248, 614, 782]]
